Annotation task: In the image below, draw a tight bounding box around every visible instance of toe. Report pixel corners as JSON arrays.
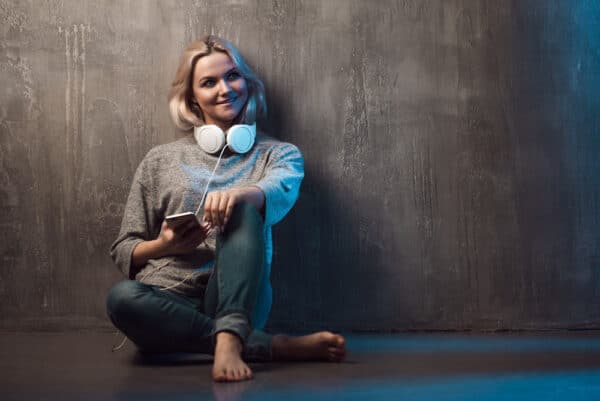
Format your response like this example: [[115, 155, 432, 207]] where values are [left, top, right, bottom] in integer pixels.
[[226, 369, 235, 381], [213, 371, 226, 382], [233, 369, 242, 381], [329, 352, 342, 362], [324, 332, 345, 347], [329, 346, 347, 361], [328, 346, 343, 354]]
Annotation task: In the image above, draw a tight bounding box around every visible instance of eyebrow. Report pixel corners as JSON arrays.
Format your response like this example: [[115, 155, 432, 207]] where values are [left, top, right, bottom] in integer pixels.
[[198, 67, 238, 82]]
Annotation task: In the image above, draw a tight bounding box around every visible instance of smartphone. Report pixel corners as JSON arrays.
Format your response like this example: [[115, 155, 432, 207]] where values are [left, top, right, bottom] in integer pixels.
[[165, 212, 200, 231]]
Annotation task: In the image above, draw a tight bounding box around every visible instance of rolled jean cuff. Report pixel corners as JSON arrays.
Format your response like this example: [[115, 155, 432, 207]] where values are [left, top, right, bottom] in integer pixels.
[[214, 312, 251, 345], [244, 330, 272, 362]]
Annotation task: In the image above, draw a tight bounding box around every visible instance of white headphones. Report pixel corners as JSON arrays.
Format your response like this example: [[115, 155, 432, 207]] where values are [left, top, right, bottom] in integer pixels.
[[193, 123, 256, 154]]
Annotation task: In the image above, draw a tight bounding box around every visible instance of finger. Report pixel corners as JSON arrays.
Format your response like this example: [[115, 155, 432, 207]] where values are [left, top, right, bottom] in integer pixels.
[[162, 219, 178, 233], [224, 196, 236, 228], [160, 221, 176, 242], [200, 221, 212, 232], [204, 192, 215, 225], [159, 220, 170, 235], [217, 192, 229, 228], [210, 191, 221, 228], [210, 191, 223, 227], [328, 346, 345, 355]]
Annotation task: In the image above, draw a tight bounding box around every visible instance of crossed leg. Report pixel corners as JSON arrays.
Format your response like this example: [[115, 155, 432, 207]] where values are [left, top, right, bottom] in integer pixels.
[[107, 202, 347, 383]]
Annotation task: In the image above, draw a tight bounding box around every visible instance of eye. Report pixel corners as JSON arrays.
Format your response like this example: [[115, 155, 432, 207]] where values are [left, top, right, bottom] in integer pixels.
[[227, 71, 241, 81], [201, 79, 216, 88]]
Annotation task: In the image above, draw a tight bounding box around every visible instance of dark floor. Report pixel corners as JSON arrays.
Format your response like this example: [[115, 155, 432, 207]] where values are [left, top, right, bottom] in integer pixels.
[[2, 330, 600, 400]]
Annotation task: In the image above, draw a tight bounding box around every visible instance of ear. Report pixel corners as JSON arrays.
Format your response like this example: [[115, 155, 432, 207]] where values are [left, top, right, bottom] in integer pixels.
[[187, 96, 200, 111], [189, 101, 204, 120]]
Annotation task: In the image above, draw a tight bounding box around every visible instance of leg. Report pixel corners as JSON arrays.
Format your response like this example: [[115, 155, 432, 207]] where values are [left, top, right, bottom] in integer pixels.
[[204, 201, 267, 381], [203, 201, 347, 375], [106, 280, 214, 354], [205, 201, 265, 336], [106, 280, 272, 361], [271, 332, 347, 362]]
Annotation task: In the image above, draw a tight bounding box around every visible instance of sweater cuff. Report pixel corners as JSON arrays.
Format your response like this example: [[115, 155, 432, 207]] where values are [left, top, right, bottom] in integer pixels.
[[112, 238, 145, 280], [253, 180, 292, 228]]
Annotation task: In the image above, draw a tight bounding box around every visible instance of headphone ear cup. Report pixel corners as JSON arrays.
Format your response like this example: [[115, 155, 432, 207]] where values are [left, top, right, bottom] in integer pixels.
[[194, 125, 226, 154], [227, 124, 255, 154]]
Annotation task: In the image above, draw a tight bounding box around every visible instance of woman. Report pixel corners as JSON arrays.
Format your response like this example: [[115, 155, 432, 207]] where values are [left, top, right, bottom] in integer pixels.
[[106, 35, 346, 383]]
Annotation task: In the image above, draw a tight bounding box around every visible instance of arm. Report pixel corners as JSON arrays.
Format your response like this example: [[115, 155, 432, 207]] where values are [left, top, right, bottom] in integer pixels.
[[111, 172, 212, 278], [130, 238, 168, 271], [109, 168, 157, 280], [252, 143, 304, 227], [202, 143, 304, 229], [130, 219, 211, 270]]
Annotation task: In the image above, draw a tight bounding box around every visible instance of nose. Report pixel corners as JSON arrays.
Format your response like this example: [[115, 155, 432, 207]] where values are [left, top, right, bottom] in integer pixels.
[[217, 78, 233, 95]]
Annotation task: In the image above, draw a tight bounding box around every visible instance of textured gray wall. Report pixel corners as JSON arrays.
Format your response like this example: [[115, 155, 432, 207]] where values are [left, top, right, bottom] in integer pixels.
[[1, 0, 599, 331]]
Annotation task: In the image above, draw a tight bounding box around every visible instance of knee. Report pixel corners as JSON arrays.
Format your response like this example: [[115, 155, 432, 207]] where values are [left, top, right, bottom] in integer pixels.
[[228, 201, 263, 233], [106, 280, 146, 319]]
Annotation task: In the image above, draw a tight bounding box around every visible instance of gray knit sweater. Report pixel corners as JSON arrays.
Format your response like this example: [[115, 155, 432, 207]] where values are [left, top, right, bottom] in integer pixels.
[[109, 132, 304, 328]]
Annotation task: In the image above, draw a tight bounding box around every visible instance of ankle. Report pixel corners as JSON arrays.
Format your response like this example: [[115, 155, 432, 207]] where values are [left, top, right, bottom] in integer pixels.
[[216, 331, 243, 352], [271, 334, 291, 360]]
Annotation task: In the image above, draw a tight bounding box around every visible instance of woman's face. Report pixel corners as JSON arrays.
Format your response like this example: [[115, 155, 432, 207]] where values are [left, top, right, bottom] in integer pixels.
[[192, 52, 249, 130]]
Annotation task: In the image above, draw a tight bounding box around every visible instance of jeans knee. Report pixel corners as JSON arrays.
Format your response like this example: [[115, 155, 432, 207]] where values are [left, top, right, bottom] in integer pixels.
[[228, 201, 263, 234], [239, 200, 263, 220], [106, 280, 145, 319], [223, 202, 264, 253]]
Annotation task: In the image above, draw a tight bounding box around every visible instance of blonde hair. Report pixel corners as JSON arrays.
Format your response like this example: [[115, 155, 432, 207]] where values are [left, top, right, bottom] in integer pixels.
[[168, 35, 267, 131]]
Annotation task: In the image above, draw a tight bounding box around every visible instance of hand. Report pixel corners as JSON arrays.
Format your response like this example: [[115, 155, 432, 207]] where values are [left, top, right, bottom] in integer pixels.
[[203, 188, 245, 230], [156, 218, 211, 256], [202, 186, 264, 230]]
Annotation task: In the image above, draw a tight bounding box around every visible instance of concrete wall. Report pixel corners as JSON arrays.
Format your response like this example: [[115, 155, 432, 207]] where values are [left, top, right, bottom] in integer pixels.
[[1, 0, 599, 331]]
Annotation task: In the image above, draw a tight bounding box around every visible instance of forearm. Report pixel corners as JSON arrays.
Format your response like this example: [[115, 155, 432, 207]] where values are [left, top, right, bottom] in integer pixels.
[[131, 239, 168, 272]]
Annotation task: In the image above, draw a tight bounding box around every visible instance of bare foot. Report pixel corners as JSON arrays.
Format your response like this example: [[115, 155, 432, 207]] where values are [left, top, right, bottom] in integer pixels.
[[212, 332, 253, 382], [272, 331, 347, 362]]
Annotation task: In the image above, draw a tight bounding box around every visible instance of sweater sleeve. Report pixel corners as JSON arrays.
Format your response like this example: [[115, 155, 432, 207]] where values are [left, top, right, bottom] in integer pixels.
[[109, 156, 157, 279], [254, 143, 304, 227]]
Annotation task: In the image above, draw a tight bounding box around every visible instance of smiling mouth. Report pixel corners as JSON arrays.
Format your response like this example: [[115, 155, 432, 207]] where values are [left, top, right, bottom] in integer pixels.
[[217, 97, 237, 105]]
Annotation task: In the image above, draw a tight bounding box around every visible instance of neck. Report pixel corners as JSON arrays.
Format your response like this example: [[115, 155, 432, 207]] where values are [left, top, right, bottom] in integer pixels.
[[204, 113, 243, 131], [205, 120, 232, 131]]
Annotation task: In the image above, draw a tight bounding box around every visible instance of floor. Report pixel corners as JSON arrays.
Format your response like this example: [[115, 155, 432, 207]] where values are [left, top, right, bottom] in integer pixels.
[[2, 330, 600, 400]]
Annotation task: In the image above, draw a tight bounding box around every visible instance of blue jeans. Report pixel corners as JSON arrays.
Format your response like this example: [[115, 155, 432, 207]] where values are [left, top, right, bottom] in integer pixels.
[[106, 202, 272, 361]]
